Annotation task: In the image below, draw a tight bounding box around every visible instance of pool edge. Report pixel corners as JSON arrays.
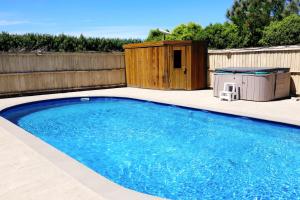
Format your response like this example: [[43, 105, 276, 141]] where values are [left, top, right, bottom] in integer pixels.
[[1, 95, 300, 128]]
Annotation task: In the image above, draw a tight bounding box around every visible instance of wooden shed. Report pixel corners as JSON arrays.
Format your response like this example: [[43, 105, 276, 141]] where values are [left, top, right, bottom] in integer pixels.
[[123, 40, 207, 90]]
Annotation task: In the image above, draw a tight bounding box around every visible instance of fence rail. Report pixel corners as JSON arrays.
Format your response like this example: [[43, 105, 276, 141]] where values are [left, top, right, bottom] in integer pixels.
[[207, 45, 300, 94]]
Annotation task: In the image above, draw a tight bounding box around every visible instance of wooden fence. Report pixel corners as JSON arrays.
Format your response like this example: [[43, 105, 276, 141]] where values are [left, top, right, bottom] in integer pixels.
[[1, 45, 299, 97], [208, 45, 300, 95], [0, 52, 125, 96]]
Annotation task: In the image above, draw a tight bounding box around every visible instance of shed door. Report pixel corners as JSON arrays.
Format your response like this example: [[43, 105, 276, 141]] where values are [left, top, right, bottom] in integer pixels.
[[169, 46, 187, 89]]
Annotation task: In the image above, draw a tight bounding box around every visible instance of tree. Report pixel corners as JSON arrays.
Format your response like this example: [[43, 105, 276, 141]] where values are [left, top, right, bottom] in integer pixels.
[[203, 22, 241, 49], [226, 0, 300, 47], [167, 22, 205, 40], [145, 29, 165, 41], [283, 0, 300, 17], [259, 14, 300, 46], [145, 23, 205, 42]]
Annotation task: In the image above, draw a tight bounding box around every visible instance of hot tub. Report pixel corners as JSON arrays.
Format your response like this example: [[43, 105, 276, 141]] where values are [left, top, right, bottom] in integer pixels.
[[213, 67, 291, 101]]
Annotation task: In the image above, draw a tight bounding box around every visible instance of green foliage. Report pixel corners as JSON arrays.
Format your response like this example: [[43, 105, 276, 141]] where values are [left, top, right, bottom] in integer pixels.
[[203, 23, 241, 49], [227, 0, 276, 47], [259, 14, 300, 46], [283, 0, 300, 17], [226, 0, 300, 47], [145, 29, 165, 41], [144, 0, 298, 49], [145, 23, 206, 41], [145, 22, 241, 49], [145, 23, 205, 41], [0, 32, 141, 52], [167, 22, 205, 40]]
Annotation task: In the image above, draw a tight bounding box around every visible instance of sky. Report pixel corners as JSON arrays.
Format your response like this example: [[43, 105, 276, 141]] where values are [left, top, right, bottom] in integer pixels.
[[0, 0, 233, 39]]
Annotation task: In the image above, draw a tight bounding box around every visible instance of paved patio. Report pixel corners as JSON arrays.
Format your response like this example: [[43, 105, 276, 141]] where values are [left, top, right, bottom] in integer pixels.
[[0, 87, 299, 200]]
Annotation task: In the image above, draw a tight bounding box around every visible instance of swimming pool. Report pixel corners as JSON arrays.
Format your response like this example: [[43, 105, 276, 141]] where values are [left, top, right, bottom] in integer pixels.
[[1, 97, 300, 199]]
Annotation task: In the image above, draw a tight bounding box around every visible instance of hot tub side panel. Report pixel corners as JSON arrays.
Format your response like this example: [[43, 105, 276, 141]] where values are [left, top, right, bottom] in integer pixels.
[[275, 72, 291, 99], [213, 74, 240, 97], [252, 74, 275, 102], [214, 73, 281, 101]]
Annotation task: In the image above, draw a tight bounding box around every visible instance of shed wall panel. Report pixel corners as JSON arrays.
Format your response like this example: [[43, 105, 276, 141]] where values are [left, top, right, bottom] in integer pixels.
[[124, 41, 207, 90]]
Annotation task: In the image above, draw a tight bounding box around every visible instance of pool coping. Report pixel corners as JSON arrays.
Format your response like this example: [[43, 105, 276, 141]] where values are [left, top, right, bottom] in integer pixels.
[[0, 91, 300, 200]]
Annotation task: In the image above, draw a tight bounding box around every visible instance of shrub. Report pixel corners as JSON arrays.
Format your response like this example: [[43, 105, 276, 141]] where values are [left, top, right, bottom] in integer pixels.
[[145, 29, 165, 41], [145, 23, 206, 42], [259, 14, 300, 46], [0, 32, 142, 52], [167, 22, 205, 41], [203, 22, 241, 49]]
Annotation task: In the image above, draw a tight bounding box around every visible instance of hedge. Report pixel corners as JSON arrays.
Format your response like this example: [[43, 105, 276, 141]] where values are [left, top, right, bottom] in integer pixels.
[[0, 32, 142, 52]]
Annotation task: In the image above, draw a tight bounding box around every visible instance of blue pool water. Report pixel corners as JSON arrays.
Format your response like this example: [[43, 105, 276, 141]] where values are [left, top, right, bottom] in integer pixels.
[[1, 97, 300, 199]]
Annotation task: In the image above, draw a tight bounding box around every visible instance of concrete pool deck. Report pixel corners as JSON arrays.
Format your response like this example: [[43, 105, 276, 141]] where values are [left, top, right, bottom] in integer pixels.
[[0, 87, 299, 200]]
